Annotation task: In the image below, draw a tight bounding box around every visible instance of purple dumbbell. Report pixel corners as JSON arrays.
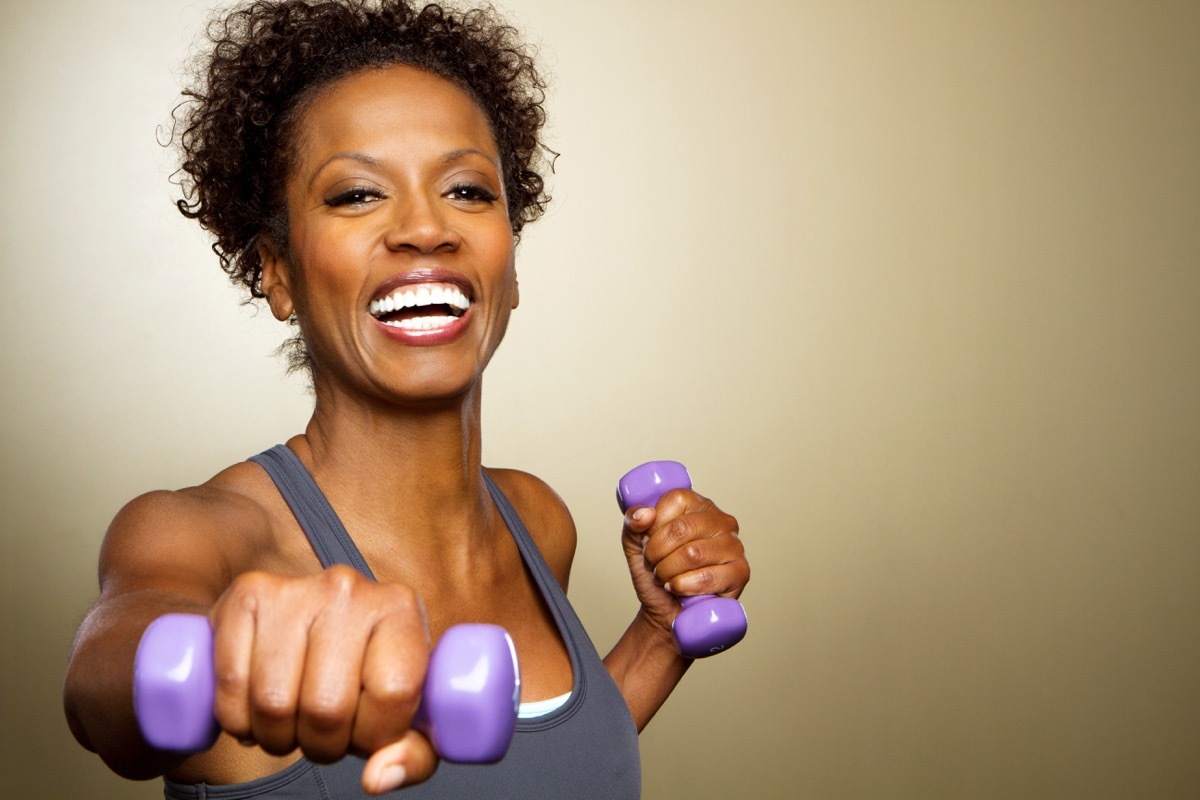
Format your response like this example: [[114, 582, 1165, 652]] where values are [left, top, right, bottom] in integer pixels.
[[133, 614, 520, 763], [617, 461, 748, 659]]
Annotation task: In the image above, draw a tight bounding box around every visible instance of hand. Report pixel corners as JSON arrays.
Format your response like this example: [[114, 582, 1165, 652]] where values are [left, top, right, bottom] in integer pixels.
[[621, 490, 749, 639], [208, 565, 436, 794]]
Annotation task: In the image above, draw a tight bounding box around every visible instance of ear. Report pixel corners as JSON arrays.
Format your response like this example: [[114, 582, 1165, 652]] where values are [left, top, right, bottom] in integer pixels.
[[258, 238, 295, 322], [511, 274, 520, 310]]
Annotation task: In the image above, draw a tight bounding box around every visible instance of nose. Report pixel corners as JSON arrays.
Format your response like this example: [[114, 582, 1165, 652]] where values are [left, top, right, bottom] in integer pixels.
[[384, 193, 461, 255]]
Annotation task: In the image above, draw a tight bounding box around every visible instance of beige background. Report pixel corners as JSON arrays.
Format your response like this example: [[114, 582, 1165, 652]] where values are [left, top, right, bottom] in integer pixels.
[[2, 0, 1198, 797]]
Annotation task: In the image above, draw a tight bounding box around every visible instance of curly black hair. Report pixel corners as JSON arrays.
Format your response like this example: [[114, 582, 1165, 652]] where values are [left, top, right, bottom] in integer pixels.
[[173, 0, 551, 305]]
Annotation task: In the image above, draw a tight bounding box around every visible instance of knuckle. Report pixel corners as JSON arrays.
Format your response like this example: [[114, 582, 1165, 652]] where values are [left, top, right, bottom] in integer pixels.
[[215, 668, 248, 697], [223, 578, 264, 615], [378, 585, 425, 630], [368, 672, 421, 710], [381, 582, 419, 609], [661, 487, 692, 507], [322, 565, 362, 596], [302, 696, 353, 735], [252, 688, 295, 723], [689, 568, 719, 593], [682, 542, 705, 568], [663, 515, 699, 548]]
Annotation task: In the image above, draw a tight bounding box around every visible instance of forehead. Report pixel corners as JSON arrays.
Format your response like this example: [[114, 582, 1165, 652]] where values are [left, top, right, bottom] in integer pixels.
[[291, 64, 499, 170]]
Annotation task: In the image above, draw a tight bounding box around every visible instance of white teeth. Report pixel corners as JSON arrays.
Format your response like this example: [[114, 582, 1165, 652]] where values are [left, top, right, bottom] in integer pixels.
[[382, 315, 459, 330], [369, 285, 470, 318]]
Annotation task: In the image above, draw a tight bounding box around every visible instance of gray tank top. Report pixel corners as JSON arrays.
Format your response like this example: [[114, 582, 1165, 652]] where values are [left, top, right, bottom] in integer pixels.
[[163, 445, 641, 799]]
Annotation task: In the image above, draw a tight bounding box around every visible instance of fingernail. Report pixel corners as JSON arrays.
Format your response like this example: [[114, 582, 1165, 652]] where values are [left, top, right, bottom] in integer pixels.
[[375, 764, 406, 793], [632, 508, 650, 523], [640, 535, 649, 551], [664, 582, 673, 594]]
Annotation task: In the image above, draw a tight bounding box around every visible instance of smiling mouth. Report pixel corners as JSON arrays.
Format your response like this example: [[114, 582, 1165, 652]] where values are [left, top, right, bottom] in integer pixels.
[[369, 282, 471, 331]]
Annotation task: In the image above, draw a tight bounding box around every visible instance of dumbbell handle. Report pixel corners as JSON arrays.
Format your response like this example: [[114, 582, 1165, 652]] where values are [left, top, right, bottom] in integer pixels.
[[617, 461, 748, 659], [133, 615, 519, 763]]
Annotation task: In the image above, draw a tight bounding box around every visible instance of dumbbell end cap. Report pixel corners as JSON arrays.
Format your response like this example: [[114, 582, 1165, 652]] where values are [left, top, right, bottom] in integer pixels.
[[616, 461, 692, 512], [133, 614, 220, 752], [419, 623, 520, 763], [673, 596, 748, 659]]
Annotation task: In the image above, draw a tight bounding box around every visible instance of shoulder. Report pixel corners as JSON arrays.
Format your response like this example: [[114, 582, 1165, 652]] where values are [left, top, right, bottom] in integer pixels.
[[99, 459, 284, 603], [485, 468, 577, 590]]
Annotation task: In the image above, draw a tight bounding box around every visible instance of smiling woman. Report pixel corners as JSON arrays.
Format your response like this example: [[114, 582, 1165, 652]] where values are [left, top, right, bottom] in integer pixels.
[[171, 0, 550, 375], [61, 2, 750, 799], [258, 64, 520, 406]]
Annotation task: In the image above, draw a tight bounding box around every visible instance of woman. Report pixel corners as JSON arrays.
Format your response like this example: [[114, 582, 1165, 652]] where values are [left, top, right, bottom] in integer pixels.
[[64, 1, 750, 796]]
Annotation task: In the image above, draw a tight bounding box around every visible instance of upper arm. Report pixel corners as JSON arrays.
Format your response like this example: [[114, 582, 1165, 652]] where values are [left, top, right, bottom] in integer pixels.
[[63, 484, 267, 775], [96, 487, 255, 606]]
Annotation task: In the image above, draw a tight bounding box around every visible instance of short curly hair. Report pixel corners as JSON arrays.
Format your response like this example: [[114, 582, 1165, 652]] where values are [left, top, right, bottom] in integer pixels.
[[173, 0, 551, 304]]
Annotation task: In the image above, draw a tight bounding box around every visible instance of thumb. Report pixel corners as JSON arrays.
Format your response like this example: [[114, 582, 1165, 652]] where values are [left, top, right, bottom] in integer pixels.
[[621, 506, 656, 552], [361, 729, 438, 795]]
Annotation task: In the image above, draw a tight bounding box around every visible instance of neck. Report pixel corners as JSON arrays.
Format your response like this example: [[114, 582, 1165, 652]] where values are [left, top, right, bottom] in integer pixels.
[[288, 376, 494, 553]]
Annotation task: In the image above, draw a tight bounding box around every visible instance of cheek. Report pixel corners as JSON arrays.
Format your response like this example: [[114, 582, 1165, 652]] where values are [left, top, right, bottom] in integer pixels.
[[475, 224, 517, 302], [288, 231, 360, 301]]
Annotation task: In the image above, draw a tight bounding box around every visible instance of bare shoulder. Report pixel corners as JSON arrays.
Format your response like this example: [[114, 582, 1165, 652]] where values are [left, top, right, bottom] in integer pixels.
[[485, 468, 577, 588], [99, 460, 285, 604]]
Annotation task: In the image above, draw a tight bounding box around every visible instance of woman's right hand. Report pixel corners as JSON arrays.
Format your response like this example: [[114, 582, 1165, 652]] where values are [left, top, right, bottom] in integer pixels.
[[209, 565, 437, 793]]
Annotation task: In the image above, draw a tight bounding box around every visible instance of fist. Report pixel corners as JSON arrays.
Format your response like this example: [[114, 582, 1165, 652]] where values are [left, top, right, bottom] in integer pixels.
[[209, 566, 436, 791], [621, 489, 749, 636]]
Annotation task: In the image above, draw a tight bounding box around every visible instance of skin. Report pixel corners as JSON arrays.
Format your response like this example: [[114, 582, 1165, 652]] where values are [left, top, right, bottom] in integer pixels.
[[64, 64, 749, 795]]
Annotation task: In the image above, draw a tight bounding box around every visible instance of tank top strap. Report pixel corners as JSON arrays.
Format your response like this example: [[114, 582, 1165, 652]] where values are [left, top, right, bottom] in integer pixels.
[[482, 472, 563, 601], [248, 445, 376, 578], [481, 472, 590, 728]]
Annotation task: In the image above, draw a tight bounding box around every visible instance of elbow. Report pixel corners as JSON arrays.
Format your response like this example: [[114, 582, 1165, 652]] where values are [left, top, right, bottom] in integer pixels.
[[62, 665, 98, 754], [63, 658, 181, 781]]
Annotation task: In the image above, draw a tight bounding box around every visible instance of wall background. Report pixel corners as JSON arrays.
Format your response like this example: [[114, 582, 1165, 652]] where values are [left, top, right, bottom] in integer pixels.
[[2, 1, 1197, 797]]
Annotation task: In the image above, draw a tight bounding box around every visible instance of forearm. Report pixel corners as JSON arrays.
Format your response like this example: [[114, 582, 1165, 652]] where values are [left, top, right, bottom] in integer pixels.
[[603, 608, 691, 732], [64, 591, 207, 779]]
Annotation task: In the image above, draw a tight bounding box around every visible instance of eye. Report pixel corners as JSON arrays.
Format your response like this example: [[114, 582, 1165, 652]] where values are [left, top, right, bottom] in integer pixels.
[[446, 183, 499, 204], [325, 187, 385, 207]]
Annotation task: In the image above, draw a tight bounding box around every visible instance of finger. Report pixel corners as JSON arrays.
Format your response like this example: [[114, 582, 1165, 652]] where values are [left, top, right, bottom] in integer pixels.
[[658, 553, 750, 597], [621, 507, 657, 559], [361, 729, 439, 795], [247, 608, 308, 755], [294, 608, 368, 763], [648, 487, 706, 527], [651, 528, 745, 582], [210, 590, 258, 742], [644, 507, 739, 567], [351, 598, 428, 755]]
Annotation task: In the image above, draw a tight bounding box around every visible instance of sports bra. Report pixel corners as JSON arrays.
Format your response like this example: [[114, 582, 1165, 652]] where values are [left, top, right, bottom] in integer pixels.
[[162, 445, 640, 799]]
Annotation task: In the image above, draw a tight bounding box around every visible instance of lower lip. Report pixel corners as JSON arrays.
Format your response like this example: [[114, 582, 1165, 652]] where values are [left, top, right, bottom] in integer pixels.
[[373, 308, 471, 346]]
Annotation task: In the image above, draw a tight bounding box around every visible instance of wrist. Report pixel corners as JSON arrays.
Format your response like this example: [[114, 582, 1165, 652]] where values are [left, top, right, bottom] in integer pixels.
[[634, 607, 688, 658]]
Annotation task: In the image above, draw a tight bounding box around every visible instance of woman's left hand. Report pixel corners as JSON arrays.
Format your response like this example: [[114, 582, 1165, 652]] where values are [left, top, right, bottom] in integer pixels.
[[621, 490, 749, 640]]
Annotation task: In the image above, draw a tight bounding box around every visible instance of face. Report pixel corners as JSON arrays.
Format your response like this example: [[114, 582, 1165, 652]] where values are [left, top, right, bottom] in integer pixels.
[[260, 64, 518, 407]]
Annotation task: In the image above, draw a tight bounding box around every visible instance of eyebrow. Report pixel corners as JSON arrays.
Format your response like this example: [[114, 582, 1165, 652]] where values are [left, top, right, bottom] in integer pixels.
[[441, 148, 500, 168], [308, 148, 500, 189], [307, 151, 382, 190]]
